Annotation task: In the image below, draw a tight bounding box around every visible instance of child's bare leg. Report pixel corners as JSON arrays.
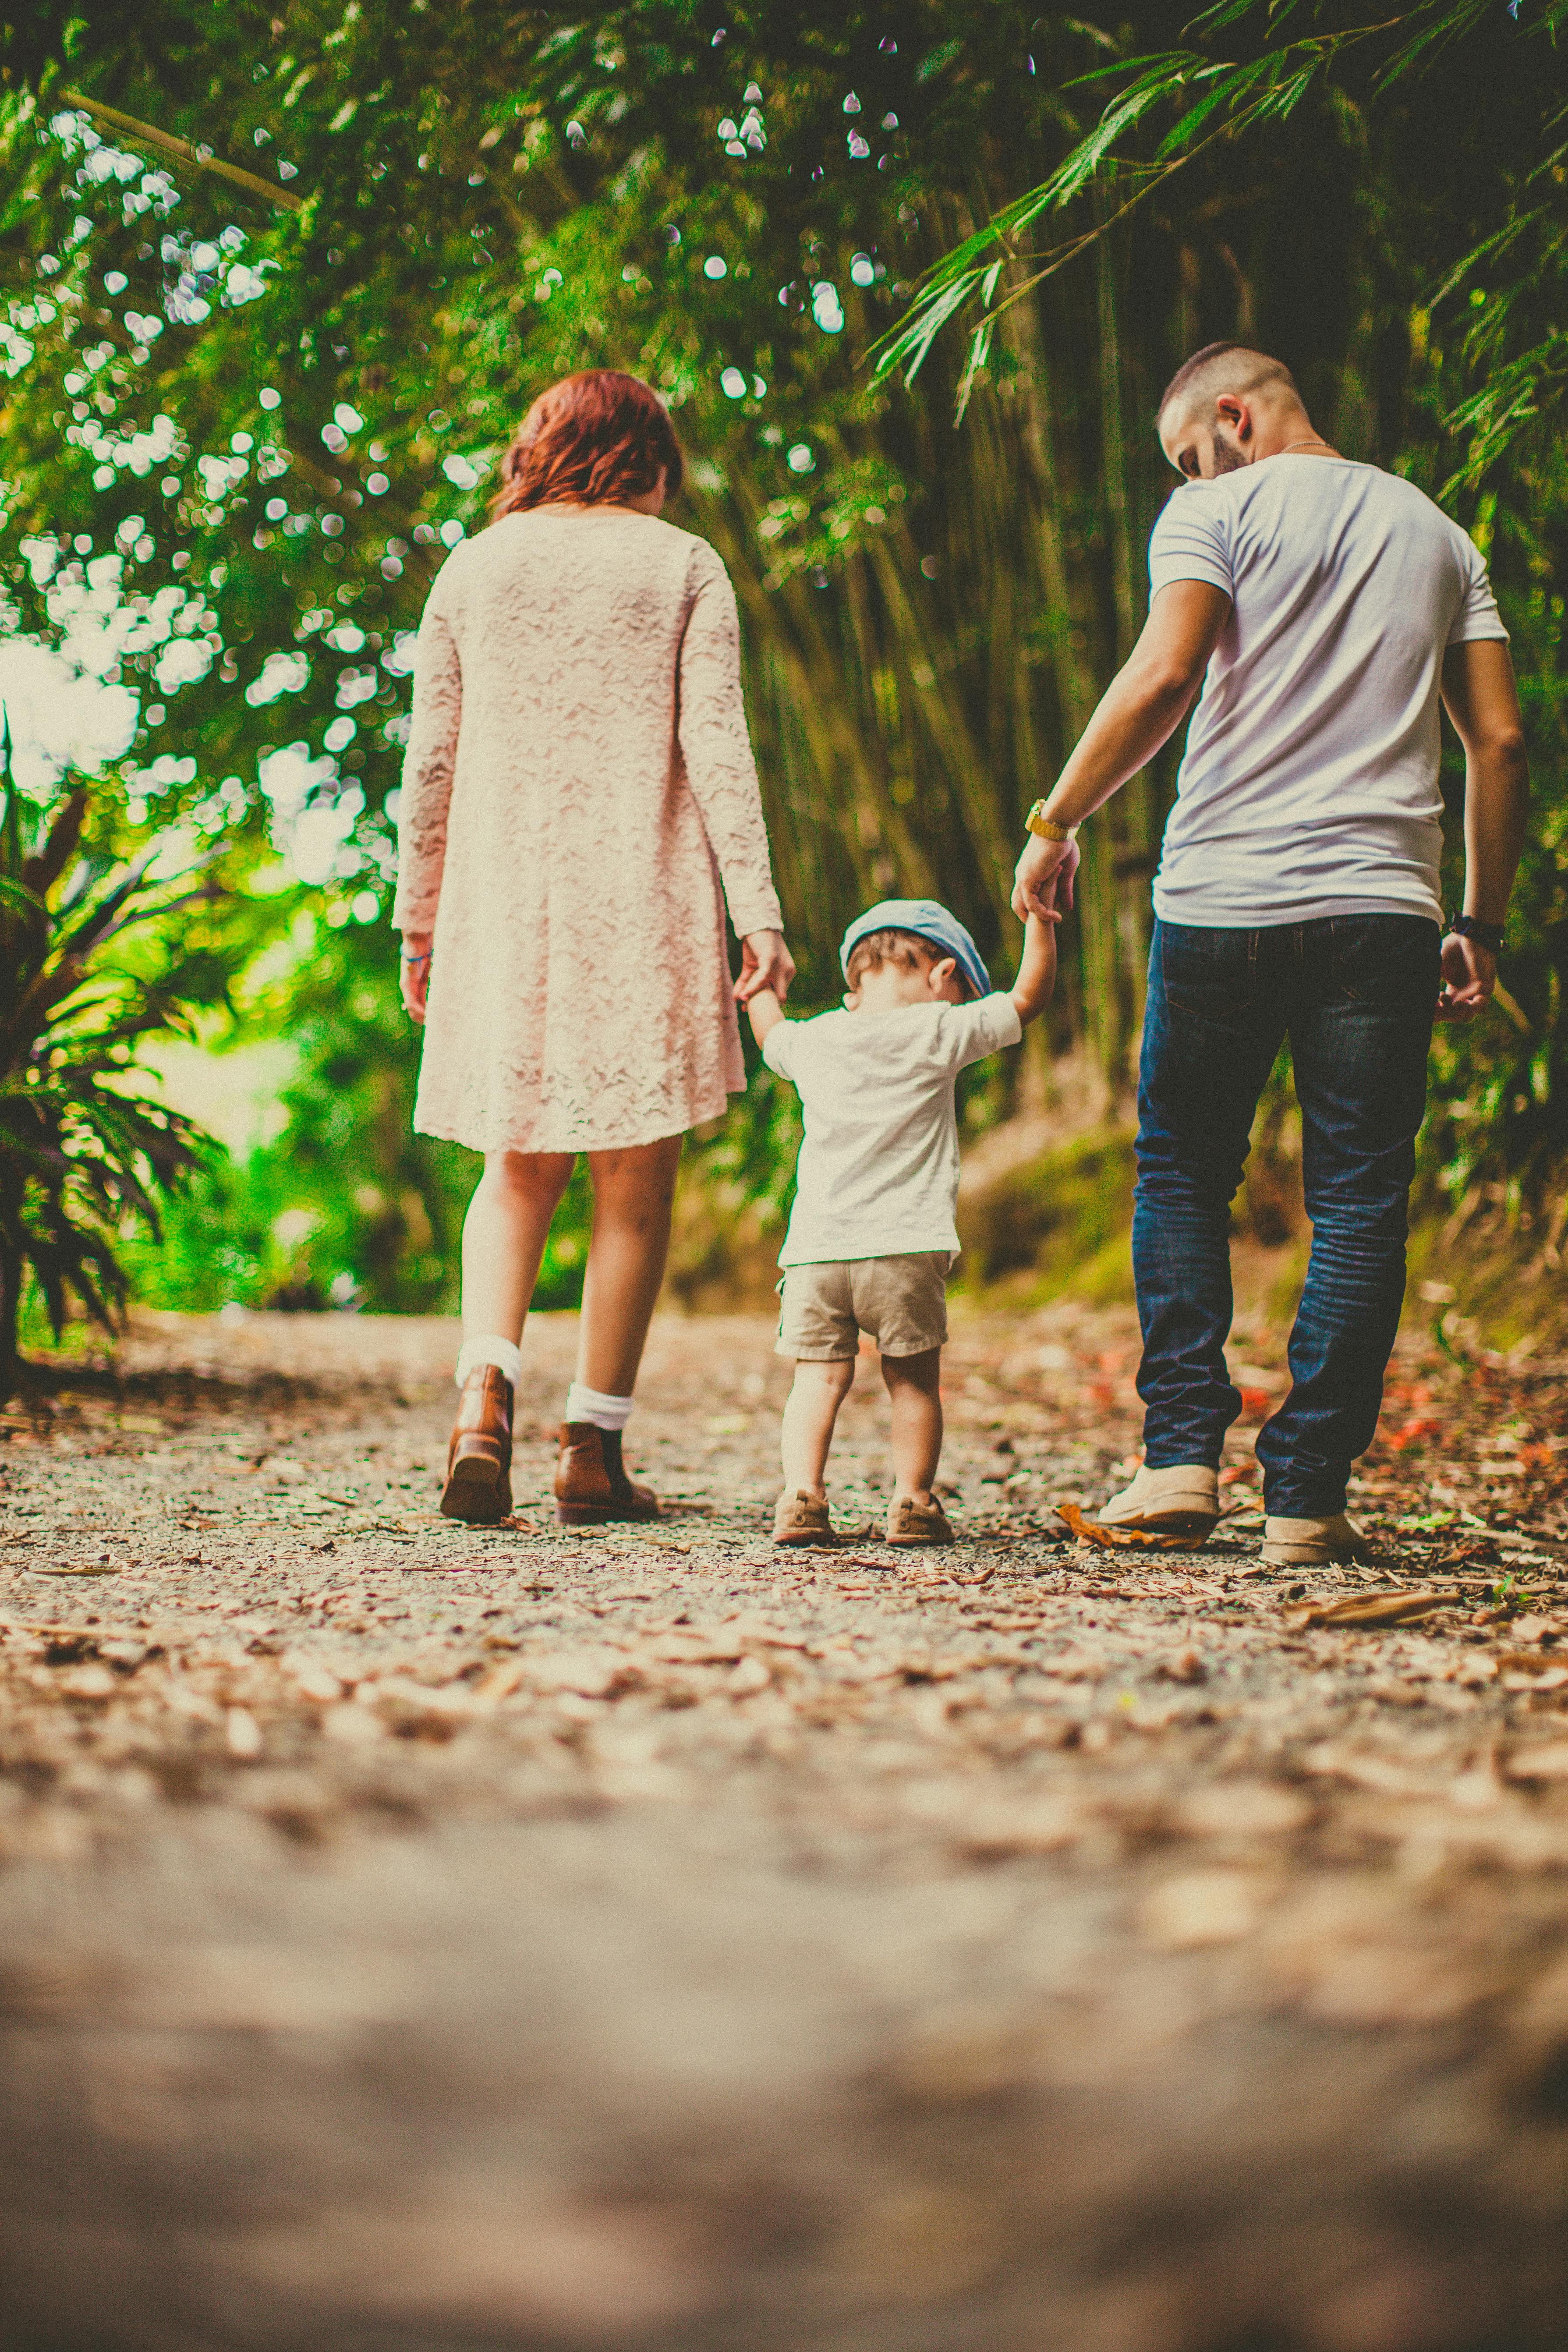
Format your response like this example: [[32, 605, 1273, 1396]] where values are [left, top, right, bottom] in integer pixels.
[[780, 1357, 855, 1497], [882, 1348, 943, 1502]]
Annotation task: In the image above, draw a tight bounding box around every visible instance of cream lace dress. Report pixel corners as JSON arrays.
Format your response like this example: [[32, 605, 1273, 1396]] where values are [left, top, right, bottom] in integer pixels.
[[392, 506, 782, 1155]]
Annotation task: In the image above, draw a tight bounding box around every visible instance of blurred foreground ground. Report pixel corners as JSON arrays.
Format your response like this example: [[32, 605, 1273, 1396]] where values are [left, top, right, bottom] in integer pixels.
[[2, 1302, 1567, 2352]]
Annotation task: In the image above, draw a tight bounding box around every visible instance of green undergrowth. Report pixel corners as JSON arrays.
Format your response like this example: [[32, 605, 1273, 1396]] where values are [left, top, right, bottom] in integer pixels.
[[955, 1125, 1137, 1309]]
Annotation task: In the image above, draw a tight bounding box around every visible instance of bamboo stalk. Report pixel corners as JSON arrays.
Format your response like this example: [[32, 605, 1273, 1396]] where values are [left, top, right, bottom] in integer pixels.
[[63, 91, 306, 213]]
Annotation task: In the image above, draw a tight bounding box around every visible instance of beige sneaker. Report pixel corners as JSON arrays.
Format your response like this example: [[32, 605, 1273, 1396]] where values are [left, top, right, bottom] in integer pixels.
[[774, 1490, 832, 1546], [886, 1494, 955, 1547], [1262, 1512, 1373, 1568], [1098, 1463, 1220, 1538]]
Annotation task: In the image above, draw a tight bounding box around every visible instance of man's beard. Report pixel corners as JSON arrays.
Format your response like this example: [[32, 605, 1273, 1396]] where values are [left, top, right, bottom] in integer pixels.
[[1209, 430, 1247, 475]]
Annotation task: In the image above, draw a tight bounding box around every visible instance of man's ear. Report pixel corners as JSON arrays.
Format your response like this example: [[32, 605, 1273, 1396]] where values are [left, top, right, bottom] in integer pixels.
[[1217, 392, 1253, 445], [843, 987, 860, 1008]]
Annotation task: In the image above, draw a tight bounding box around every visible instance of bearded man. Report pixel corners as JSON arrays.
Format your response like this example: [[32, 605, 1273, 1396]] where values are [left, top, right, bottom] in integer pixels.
[[1013, 343, 1529, 1567]]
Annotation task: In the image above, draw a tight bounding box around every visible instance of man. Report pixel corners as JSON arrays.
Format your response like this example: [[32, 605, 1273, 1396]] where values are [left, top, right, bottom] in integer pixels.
[[1014, 343, 1529, 1568]]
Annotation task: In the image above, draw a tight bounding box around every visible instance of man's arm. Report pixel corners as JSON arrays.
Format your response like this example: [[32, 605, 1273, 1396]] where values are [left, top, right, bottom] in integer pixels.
[[1009, 909, 1059, 1027], [1437, 638, 1530, 1019], [1012, 581, 1231, 920]]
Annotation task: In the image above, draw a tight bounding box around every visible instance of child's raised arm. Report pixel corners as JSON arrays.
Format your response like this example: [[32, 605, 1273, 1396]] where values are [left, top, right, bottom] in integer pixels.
[[1010, 908, 1059, 1027], [747, 986, 786, 1046]]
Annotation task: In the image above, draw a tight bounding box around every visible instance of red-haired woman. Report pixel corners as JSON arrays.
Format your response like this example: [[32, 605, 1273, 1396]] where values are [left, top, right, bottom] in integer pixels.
[[393, 370, 793, 1525]]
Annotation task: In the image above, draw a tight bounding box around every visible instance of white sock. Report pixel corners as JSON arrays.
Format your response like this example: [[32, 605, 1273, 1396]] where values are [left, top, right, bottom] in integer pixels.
[[565, 1381, 634, 1431], [455, 1334, 521, 1390]]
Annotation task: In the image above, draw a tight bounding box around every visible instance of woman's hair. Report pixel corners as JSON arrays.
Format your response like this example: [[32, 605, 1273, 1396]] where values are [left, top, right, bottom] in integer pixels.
[[489, 370, 685, 519]]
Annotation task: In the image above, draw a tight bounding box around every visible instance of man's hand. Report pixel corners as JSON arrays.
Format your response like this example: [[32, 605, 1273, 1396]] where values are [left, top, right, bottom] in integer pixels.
[[736, 928, 796, 1005], [399, 933, 432, 1024], [1436, 930, 1497, 1021], [1012, 835, 1079, 923]]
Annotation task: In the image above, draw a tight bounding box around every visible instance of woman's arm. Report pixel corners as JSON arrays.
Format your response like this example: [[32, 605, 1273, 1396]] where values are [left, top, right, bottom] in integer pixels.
[[391, 603, 463, 962], [677, 550, 794, 1000]]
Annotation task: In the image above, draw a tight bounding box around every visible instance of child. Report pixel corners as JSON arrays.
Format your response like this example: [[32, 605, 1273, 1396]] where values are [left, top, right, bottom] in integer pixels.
[[747, 896, 1057, 1547]]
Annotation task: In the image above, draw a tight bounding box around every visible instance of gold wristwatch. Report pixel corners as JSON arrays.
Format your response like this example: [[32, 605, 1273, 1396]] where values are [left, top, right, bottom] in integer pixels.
[[1024, 800, 1078, 843]]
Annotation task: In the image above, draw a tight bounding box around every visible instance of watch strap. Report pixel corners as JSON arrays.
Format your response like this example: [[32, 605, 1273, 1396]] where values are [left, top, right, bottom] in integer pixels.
[[1448, 914, 1504, 953], [1025, 801, 1078, 843]]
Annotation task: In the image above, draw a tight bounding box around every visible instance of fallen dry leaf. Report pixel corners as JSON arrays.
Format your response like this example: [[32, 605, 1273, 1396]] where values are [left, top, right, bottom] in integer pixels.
[[1055, 1503, 1208, 1553], [1299, 1743, 1437, 1797], [1156, 1648, 1209, 1685], [513, 1647, 633, 1700], [282, 1654, 346, 1703], [225, 1705, 264, 1759], [1172, 1782, 1311, 1838], [647, 1632, 746, 1666], [1140, 1869, 1269, 1949], [1286, 1590, 1445, 1630]]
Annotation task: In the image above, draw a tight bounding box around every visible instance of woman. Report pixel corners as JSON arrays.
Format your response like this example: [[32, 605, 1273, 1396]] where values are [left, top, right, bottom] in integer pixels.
[[394, 370, 793, 1526]]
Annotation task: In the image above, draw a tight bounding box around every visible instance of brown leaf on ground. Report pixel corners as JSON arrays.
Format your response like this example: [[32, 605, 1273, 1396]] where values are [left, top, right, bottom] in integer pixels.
[[1055, 1503, 1209, 1553], [1140, 1868, 1271, 1948], [1157, 1647, 1209, 1685], [1287, 1590, 1445, 1630]]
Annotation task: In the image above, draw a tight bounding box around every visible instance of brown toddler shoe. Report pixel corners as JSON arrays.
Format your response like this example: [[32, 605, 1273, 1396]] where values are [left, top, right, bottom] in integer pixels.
[[885, 1493, 955, 1547], [774, 1490, 832, 1546], [554, 1423, 661, 1526], [440, 1367, 513, 1524]]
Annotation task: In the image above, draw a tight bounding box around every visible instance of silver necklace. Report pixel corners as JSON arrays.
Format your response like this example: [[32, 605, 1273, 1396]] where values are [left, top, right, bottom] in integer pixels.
[[1280, 436, 1335, 456]]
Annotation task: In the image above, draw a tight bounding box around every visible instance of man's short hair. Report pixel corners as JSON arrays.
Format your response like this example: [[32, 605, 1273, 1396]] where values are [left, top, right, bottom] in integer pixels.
[[845, 927, 961, 992], [1157, 342, 1297, 427]]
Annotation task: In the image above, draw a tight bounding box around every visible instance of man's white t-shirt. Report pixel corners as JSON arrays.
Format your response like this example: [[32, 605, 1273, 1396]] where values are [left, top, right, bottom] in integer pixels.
[[1147, 455, 1507, 927], [762, 992, 1022, 1265]]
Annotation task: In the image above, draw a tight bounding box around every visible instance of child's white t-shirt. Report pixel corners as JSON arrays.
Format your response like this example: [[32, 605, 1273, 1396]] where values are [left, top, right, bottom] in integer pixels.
[[761, 992, 1022, 1266]]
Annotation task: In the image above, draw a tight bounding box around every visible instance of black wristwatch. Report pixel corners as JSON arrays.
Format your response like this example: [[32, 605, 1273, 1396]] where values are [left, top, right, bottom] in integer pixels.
[[1448, 914, 1504, 953]]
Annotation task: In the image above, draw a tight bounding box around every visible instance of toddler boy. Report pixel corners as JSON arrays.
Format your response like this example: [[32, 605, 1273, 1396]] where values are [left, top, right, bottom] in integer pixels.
[[747, 896, 1057, 1546]]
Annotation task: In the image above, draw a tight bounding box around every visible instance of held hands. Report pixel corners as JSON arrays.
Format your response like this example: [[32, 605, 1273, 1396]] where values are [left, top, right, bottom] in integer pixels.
[[1012, 830, 1080, 924], [399, 934, 432, 1024], [1436, 930, 1497, 1021], [736, 928, 796, 1006]]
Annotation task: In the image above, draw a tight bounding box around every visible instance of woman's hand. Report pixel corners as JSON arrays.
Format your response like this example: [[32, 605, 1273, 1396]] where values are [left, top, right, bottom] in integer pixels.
[[736, 928, 796, 1005], [399, 933, 433, 1024]]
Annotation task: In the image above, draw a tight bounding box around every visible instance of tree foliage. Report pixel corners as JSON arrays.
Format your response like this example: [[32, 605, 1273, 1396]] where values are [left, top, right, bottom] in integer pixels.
[[0, 752, 228, 1391], [0, 2, 1561, 1314]]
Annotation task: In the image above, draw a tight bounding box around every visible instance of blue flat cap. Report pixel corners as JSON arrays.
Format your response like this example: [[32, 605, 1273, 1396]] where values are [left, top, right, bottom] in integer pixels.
[[839, 898, 990, 1001]]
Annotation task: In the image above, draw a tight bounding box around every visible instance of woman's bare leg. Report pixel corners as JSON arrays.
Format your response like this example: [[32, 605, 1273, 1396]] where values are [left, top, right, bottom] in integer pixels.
[[575, 1134, 684, 1395], [460, 1150, 575, 1342]]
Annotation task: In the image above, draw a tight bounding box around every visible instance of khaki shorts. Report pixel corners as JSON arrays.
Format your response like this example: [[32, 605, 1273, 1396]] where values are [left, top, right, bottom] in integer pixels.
[[776, 1254, 949, 1361]]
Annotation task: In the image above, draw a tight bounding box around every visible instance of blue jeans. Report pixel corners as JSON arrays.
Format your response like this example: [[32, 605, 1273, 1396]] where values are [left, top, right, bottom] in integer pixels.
[[1133, 914, 1440, 1517]]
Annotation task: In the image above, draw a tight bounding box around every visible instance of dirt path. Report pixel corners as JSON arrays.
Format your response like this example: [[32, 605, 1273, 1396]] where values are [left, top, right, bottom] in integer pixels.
[[2, 1301, 1567, 2351]]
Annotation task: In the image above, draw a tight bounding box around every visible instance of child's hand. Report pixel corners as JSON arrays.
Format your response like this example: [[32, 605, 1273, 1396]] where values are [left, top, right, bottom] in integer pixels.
[[1012, 907, 1058, 1025], [747, 986, 785, 1045]]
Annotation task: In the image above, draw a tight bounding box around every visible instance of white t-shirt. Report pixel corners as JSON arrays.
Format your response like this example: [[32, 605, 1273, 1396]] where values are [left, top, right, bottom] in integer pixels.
[[762, 992, 1023, 1265], [1147, 456, 1507, 927]]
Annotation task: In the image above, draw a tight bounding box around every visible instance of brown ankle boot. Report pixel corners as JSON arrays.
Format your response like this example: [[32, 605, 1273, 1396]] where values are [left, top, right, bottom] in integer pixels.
[[554, 1422, 660, 1526], [440, 1367, 513, 1523]]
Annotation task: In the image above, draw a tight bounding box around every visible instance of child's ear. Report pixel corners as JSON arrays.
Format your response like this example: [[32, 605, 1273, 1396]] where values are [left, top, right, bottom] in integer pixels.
[[843, 987, 859, 1008], [927, 956, 959, 995]]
